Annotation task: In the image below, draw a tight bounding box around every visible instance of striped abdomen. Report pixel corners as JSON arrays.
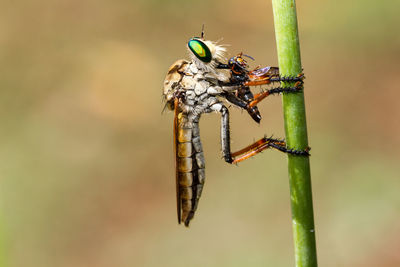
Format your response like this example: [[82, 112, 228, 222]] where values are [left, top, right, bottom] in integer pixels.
[[175, 112, 205, 226], [237, 85, 262, 123]]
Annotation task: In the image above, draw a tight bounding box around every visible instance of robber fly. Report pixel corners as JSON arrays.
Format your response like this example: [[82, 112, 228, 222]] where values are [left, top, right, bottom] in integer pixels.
[[163, 31, 308, 227]]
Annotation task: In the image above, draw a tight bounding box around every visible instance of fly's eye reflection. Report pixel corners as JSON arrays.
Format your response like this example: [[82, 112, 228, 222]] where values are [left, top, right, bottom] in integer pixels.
[[188, 39, 212, 63]]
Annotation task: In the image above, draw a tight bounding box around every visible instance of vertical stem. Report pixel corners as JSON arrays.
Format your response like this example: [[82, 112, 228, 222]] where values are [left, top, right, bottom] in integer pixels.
[[271, 0, 317, 266], [0, 213, 6, 267]]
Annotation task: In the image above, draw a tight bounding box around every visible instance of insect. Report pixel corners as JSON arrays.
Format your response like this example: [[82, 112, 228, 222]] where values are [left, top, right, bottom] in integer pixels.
[[217, 53, 305, 123], [163, 32, 309, 227]]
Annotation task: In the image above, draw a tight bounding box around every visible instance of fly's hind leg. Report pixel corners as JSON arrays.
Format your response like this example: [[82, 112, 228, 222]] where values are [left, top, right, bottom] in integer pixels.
[[214, 104, 310, 164], [219, 105, 234, 163], [230, 136, 310, 164]]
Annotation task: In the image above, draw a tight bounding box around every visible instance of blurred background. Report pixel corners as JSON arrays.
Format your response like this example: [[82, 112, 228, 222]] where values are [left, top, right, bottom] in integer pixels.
[[1, 0, 400, 266]]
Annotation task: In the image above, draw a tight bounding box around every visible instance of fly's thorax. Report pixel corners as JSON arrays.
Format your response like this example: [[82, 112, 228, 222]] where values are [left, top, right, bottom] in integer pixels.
[[204, 70, 230, 84], [164, 59, 226, 115], [163, 59, 190, 108], [189, 62, 229, 97], [180, 74, 196, 91], [189, 62, 199, 74]]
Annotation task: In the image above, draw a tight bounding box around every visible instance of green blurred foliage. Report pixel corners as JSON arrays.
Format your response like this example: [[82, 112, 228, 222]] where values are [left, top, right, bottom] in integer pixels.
[[0, 0, 399, 266]]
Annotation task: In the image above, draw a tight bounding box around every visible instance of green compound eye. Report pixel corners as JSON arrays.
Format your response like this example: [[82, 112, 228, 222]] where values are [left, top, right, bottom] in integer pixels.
[[188, 38, 212, 63]]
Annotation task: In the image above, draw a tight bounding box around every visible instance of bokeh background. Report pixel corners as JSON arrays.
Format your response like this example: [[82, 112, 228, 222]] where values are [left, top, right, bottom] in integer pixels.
[[1, 0, 400, 266]]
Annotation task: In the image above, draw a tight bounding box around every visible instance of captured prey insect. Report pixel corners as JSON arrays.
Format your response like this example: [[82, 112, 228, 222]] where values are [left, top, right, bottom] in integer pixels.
[[163, 33, 309, 227], [217, 52, 305, 123]]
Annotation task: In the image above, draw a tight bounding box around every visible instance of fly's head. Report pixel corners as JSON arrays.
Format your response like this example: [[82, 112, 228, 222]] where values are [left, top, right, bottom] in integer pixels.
[[187, 37, 226, 72]]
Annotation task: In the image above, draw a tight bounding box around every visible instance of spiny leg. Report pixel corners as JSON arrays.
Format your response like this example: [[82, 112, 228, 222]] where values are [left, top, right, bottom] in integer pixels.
[[222, 74, 305, 111], [217, 104, 309, 164], [248, 80, 304, 108], [244, 72, 305, 87], [231, 137, 310, 164], [269, 73, 305, 83], [220, 80, 303, 123]]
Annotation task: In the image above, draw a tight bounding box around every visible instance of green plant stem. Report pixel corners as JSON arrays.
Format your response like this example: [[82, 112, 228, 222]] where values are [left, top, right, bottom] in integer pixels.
[[0, 212, 6, 267], [271, 0, 317, 266]]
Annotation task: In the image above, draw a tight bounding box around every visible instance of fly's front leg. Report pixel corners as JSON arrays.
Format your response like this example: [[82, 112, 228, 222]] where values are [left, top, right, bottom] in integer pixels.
[[216, 63, 230, 69]]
